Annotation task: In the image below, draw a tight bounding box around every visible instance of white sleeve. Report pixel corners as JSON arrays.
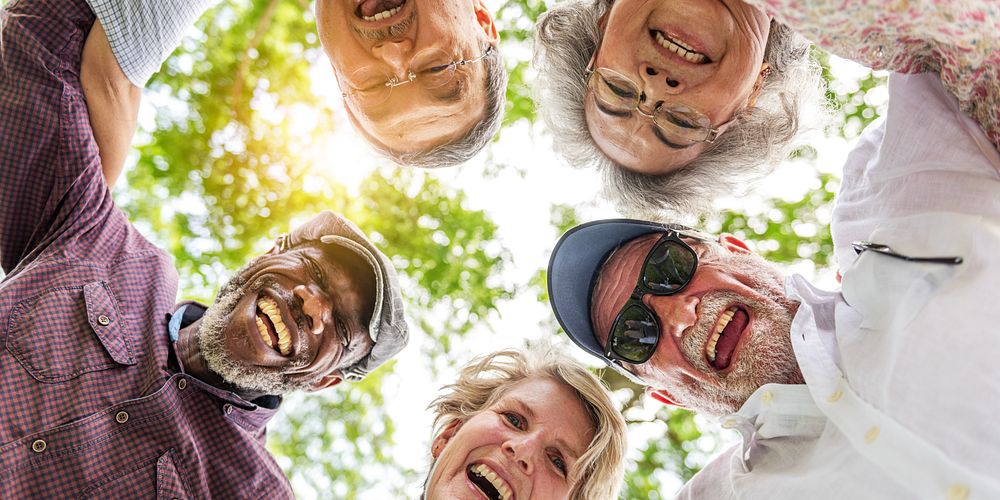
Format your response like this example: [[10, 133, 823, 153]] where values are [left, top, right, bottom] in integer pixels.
[[85, 0, 219, 87]]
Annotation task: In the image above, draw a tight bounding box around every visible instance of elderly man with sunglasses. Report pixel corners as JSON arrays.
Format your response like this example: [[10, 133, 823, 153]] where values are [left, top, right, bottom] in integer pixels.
[[548, 210, 1000, 497]]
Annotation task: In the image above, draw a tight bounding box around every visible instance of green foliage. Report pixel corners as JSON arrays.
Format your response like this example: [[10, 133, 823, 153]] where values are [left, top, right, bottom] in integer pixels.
[[707, 172, 838, 268], [496, 0, 549, 126], [123, 1, 512, 495], [111, 0, 888, 496]]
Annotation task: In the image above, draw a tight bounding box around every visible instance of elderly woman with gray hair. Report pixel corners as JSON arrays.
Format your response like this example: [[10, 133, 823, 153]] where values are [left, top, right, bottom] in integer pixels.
[[534, 0, 999, 217], [422, 346, 627, 499]]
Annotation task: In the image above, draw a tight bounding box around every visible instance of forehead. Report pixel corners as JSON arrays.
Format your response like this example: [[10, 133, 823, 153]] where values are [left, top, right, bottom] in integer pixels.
[[351, 64, 489, 154], [584, 99, 703, 175]]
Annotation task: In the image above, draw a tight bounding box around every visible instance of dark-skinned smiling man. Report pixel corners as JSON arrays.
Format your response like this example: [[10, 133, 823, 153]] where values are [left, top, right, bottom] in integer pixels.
[[0, 0, 407, 496], [80, 0, 507, 186]]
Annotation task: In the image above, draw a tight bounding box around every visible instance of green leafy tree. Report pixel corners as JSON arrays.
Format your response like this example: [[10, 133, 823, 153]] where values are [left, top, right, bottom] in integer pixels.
[[100, 0, 887, 496]]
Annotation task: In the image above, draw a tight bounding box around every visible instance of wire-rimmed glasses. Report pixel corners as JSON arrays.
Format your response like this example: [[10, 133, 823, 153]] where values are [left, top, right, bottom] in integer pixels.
[[586, 67, 730, 146], [340, 46, 495, 107]]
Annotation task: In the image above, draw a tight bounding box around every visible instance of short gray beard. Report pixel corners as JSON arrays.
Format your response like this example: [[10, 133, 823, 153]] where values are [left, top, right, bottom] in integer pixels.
[[196, 263, 312, 395], [351, 9, 416, 42], [670, 254, 803, 417]]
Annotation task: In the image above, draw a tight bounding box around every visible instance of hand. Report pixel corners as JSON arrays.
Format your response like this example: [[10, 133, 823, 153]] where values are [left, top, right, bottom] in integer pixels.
[[81, 20, 141, 188]]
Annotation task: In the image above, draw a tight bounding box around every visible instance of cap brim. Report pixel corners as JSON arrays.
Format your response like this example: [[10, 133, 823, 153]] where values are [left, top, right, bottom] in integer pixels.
[[547, 218, 672, 364], [320, 235, 384, 343]]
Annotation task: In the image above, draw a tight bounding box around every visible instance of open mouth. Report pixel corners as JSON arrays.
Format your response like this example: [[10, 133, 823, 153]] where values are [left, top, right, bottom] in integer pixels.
[[255, 296, 292, 356], [355, 0, 407, 22], [651, 30, 711, 64], [705, 306, 748, 370], [467, 463, 513, 500]]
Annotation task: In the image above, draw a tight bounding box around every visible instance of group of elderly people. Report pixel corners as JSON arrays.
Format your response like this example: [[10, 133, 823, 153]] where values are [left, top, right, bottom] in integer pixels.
[[0, 0, 997, 497]]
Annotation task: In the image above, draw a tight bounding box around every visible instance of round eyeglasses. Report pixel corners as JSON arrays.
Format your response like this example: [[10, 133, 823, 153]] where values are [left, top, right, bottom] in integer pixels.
[[340, 46, 495, 107], [586, 67, 728, 146]]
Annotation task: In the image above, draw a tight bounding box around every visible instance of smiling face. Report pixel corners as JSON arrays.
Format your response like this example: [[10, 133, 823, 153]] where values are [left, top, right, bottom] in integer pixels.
[[426, 377, 595, 500], [586, 0, 770, 175], [195, 243, 376, 395], [316, 0, 499, 154], [591, 233, 802, 416]]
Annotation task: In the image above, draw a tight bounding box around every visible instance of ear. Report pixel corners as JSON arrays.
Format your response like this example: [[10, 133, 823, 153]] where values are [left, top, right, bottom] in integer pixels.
[[431, 419, 464, 459], [745, 62, 771, 108], [472, 0, 500, 45], [646, 387, 687, 408], [718, 233, 752, 255], [307, 372, 343, 392]]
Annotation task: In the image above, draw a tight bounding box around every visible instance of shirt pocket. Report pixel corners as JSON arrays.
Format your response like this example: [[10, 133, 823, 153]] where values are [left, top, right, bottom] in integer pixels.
[[78, 449, 189, 500], [6, 281, 137, 382]]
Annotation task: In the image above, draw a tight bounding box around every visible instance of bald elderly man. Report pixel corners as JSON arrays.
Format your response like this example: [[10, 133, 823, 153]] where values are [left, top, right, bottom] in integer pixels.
[[0, 0, 407, 496]]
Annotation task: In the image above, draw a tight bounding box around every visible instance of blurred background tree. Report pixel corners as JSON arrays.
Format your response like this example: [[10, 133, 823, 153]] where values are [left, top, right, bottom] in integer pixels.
[[99, 0, 888, 497]]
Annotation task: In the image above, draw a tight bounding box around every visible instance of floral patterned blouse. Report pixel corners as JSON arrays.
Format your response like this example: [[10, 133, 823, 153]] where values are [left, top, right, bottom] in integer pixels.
[[747, 0, 1000, 150]]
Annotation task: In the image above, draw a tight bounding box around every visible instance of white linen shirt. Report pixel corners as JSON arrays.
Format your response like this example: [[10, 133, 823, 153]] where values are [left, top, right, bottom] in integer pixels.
[[86, 0, 218, 87], [678, 74, 1000, 499]]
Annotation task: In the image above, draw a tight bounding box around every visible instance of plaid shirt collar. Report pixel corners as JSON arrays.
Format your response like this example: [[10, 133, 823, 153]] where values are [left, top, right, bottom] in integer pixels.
[[168, 302, 283, 411]]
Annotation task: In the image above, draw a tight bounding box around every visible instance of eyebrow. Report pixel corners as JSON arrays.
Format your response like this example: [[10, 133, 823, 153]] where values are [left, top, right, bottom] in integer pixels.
[[594, 100, 631, 118], [510, 398, 584, 459], [431, 78, 465, 103], [652, 126, 693, 150], [302, 254, 329, 285]]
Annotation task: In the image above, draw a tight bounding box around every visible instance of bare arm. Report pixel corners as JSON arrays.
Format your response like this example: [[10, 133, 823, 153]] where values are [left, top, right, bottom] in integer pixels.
[[80, 20, 141, 188]]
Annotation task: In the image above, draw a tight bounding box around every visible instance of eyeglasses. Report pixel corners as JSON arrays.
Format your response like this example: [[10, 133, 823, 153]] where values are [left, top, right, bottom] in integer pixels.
[[604, 231, 700, 365], [851, 241, 963, 265], [586, 67, 729, 146], [340, 46, 494, 106]]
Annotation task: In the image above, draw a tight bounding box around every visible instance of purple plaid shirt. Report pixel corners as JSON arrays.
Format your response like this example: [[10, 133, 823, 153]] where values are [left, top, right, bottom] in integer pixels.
[[0, 0, 293, 497]]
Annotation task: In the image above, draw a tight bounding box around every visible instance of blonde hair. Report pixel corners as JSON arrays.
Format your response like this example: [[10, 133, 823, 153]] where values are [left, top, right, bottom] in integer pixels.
[[428, 345, 627, 500]]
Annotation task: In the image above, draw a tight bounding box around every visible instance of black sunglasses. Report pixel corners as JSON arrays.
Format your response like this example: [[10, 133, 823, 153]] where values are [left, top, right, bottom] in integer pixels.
[[603, 231, 700, 365]]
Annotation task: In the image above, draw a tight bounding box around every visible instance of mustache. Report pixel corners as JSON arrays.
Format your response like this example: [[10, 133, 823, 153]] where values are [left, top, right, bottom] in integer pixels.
[[351, 9, 416, 42]]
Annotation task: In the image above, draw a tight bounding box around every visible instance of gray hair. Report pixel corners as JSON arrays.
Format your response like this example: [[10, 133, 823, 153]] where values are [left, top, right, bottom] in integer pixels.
[[534, 0, 827, 218], [369, 44, 508, 168]]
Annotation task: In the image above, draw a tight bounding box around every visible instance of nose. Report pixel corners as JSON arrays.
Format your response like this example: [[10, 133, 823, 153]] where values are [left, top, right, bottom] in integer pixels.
[[644, 292, 699, 338], [293, 284, 332, 336], [502, 432, 543, 475], [371, 39, 414, 79], [639, 64, 685, 96]]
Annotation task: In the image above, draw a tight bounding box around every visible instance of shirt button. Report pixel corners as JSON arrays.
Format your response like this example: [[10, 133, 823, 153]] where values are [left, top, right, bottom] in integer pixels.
[[865, 426, 880, 444], [97, 315, 111, 326], [115, 411, 129, 424], [223, 404, 233, 415], [827, 390, 844, 403], [947, 484, 969, 500], [761, 391, 773, 406], [31, 439, 46, 453], [177, 378, 188, 391]]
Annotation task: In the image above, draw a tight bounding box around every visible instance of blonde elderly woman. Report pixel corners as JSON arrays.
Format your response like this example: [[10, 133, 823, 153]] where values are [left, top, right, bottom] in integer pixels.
[[423, 346, 627, 499], [535, 0, 998, 217]]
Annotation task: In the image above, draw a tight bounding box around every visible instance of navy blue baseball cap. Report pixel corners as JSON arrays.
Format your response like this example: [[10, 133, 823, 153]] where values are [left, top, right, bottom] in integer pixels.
[[547, 219, 709, 379]]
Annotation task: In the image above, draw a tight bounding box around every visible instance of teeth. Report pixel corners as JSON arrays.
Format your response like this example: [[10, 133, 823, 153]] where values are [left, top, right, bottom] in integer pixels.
[[255, 316, 271, 347], [706, 308, 737, 362], [655, 31, 708, 64], [473, 464, 512, 500], [362, 6, 402, 22], [256, 297, 292, 356]]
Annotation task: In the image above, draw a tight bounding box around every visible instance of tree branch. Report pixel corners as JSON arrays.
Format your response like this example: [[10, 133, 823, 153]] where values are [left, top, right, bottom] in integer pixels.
[[231, 0, 282, 115]]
